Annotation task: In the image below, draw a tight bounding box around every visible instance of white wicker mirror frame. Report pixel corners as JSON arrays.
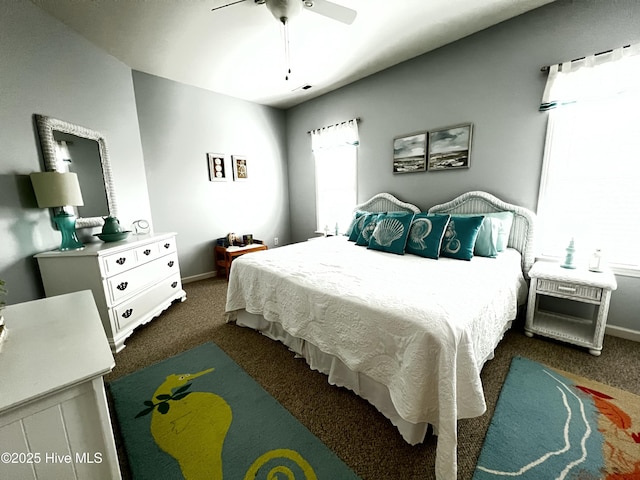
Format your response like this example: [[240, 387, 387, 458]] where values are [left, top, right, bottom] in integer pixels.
[[35, 114, 117, 228]]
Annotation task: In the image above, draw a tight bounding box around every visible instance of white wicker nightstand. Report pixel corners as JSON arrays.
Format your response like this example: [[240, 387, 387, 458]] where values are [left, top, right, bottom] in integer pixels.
[[524, 261, 617, 356]]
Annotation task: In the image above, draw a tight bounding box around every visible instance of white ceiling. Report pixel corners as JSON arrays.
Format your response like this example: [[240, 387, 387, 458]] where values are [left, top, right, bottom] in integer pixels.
[[32, 0, 553, 109]]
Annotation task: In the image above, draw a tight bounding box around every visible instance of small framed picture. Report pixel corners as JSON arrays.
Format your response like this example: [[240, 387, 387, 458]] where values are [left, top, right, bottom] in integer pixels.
[[207, 153, 228, 181], [427, 123, 473, 171], [232, 155, 248, 181], [393, 132, 427, 174]]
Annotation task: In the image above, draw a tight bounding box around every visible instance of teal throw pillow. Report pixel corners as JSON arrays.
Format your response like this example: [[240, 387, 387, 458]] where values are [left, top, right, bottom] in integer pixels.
[[344, 210, 367, 242], [457, 211, 515, 254], [441, 215, 485, 260], [355, 213, 380, 246], [368, 212, 415, 255], [473, 217, 501, 258], [347, 211, 367, 242], [487, 211, 514, 251], [405, 214, 451, 259]]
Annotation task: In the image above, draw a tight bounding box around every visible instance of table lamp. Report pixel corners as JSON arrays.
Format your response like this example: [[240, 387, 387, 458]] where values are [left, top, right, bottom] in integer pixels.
[[30, 171, 85, 250]]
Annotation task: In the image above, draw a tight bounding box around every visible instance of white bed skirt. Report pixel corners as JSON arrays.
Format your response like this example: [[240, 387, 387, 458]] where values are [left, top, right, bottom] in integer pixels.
[[236, 309, 433, 444], [234, 309, 514, 447]]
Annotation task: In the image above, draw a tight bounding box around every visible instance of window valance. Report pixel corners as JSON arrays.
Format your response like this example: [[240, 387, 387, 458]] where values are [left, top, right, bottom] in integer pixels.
[[310, 118, 359, 151], [540, 43, 640, 111]]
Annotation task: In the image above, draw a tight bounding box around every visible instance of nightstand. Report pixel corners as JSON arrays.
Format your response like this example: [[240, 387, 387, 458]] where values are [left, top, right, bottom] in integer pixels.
[[525, 261, 617, 355], [215, 243, 267, 279]]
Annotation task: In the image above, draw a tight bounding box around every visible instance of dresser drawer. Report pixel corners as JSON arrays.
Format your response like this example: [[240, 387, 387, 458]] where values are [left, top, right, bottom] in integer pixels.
[[107, 252, 180, 303], [158, 237, 177, 255], [103, 249, 137, 276], [536, 278, 602, 302], [113, 273, 183, 330], [135, 242, 160, 265]]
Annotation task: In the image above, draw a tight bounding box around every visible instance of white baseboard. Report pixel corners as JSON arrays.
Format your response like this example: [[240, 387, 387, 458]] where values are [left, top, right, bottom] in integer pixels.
[[605, 324, 640, 343], [181, 271, 219, 284]]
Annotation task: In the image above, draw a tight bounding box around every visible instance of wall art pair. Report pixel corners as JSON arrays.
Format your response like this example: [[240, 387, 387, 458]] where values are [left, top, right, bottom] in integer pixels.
[[393, 123, 472, 174], [207, 153, 248, 182]]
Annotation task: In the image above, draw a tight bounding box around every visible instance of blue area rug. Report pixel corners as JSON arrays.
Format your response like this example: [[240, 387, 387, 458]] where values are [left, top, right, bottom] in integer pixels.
[[109, 342, 361, 480], [473, 356, 640, 480]]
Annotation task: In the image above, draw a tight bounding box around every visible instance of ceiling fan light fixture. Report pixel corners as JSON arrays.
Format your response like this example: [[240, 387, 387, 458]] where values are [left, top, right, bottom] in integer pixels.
[[265, 0, 303, 21]]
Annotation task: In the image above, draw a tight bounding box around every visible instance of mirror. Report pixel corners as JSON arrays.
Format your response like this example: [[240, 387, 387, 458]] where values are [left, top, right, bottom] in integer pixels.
[[35, 114, 117, 228]]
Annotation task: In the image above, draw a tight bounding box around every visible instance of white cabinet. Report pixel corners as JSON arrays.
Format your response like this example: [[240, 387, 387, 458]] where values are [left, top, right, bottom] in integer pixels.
[[35, 233, 187, 353], [525, 261, 617, 356], [0, 291, 121, 480]]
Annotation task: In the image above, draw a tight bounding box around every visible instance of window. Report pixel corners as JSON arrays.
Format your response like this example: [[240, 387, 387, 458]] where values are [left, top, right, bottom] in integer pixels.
[[538, 45, 640, 274], [311, 119, 359, 234]]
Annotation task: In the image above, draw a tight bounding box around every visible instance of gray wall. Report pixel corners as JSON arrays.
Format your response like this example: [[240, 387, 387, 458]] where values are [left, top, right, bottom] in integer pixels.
[[284, 0, 640, 332], [2, 0, 638, 333], [0, 0, 152, 304], [132, 72, 289, 279], [0, 0, 289, 304]]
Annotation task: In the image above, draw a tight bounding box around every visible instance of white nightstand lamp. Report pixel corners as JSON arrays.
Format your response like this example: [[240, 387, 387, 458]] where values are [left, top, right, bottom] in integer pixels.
[[30, 171, 85, 251]]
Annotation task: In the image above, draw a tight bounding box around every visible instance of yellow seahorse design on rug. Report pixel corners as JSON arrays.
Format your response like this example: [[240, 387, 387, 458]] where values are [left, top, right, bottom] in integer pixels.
[[137, 367, 316, 480]]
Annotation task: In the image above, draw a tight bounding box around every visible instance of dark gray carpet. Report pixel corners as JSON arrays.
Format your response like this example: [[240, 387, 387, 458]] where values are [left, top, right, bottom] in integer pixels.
[[106, 277, 640, 480]]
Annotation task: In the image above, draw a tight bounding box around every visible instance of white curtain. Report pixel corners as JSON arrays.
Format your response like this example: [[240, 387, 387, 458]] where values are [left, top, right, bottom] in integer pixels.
[[311, 119, 359, 234], [537, 43, 640, 270]]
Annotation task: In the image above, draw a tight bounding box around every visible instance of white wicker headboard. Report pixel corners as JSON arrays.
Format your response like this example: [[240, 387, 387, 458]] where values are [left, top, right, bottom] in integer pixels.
[[428, 191, 537, 276], [354, 193, 421, 214]]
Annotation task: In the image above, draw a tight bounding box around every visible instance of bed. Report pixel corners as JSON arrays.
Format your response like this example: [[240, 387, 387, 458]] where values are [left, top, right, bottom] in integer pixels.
[[225, 191, 536, 480]]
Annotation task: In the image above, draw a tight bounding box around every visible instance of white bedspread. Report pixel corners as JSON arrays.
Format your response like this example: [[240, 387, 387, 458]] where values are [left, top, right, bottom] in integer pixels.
[[225, 236, 527, 479]]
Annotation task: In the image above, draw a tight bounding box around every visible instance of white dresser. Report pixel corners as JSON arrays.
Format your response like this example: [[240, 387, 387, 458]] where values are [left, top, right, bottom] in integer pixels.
[[0, 291, 120, 480], [35, 232, 186, 353]]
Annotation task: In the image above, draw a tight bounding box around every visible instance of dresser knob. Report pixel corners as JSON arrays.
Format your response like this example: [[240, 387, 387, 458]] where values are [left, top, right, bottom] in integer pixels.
[[122, 309, 133, 319], [143, 249, 151, 256], [168, 260, 175, 267], [116, 257, 126, 265], [164, 243, 171, 249], [116, 282, 128, 291], [171, 281, 178, 288]]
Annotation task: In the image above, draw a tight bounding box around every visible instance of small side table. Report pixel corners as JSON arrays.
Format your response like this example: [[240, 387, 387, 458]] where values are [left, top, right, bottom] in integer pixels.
[[525, 261, 617, 356], [215, 243, 268, 279]]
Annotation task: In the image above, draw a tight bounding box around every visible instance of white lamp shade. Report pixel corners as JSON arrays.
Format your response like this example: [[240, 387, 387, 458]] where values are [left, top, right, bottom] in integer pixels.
[[30, 171, 84, 208]]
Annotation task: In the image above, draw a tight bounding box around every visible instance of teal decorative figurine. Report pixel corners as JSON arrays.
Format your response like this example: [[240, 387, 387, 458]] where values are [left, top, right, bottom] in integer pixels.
[[561, 238, 577, 269]]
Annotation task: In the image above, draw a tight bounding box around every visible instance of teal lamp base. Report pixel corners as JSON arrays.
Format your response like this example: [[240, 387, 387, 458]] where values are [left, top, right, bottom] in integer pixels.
[[53, 212, 84, 251]]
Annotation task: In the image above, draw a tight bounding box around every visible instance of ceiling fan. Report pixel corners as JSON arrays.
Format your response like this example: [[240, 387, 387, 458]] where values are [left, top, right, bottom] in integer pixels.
[[212, 0, 358, 80], [211, 0, 358, 26]]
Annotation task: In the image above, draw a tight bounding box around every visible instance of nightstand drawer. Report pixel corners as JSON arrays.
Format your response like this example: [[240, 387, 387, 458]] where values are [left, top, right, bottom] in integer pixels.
[[536, 279, 602, 302]]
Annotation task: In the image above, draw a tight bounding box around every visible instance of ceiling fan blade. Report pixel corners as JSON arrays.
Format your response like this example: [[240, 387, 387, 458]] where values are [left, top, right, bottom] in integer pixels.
[[304, 0, 357, 25], [211, 0, 248, 12]]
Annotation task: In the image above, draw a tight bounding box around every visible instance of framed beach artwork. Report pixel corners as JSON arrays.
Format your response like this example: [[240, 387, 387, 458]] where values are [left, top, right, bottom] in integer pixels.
[[427, 123, 473, 171], [393, 132, 427, 174], [207, 153, 228, 182], [232, 155, 248, 181]]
